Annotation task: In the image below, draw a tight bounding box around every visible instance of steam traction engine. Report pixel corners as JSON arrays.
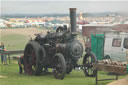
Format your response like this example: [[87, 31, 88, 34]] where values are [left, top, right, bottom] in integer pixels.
[[23, 8, 96, 80]]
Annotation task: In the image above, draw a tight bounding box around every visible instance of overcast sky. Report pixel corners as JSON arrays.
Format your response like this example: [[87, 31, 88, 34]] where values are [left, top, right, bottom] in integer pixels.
[[1, 0, 128, 14]]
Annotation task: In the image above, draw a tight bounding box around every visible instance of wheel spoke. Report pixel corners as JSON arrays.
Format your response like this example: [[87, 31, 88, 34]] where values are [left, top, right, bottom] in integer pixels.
[[83, 52, 97, 77], [53, 53, 66, 80]]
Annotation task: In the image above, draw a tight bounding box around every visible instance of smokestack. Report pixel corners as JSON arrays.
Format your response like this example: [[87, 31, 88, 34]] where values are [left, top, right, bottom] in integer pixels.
[[69, 8, 77, 33]]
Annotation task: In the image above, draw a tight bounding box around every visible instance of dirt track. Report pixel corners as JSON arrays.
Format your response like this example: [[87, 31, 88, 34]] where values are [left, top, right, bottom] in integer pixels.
[[107, 77, 128, 85], [0, 75, 7, 78]]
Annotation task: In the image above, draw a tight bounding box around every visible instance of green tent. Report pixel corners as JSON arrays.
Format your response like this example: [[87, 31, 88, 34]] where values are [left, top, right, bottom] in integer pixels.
[[91, 34, 104, 60]]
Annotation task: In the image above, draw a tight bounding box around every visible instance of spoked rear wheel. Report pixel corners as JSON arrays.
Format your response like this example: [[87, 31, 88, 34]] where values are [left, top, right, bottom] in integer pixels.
[[24, 41, 42, 75], [83, 52, 97, 77], [53, 53, 66, 80]]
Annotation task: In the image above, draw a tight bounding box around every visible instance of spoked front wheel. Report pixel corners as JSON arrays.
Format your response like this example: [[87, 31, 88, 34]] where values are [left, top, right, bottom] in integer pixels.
[[53, 53, 66, 80], [83, 52, 97, 77]]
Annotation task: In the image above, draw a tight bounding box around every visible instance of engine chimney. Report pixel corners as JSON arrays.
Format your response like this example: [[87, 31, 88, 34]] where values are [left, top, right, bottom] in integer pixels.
[[69, 8, 77, 33]]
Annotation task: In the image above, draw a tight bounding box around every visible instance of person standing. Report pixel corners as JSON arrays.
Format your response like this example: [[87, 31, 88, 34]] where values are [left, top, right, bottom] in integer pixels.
[[0, 44, 4, 64], [0, 43, 7, 65], [18, 55, 24, 74]]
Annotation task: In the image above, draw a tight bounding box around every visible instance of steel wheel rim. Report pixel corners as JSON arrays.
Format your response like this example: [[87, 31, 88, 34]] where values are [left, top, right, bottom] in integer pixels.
[[84, 56, 94, 75], [24, 44, 36, 75], [53, 57, 63, 79], [83, 55, 95, 76]]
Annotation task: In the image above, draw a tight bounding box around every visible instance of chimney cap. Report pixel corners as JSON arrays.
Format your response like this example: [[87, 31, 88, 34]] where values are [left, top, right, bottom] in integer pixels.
[[69, 8, 77, 11]]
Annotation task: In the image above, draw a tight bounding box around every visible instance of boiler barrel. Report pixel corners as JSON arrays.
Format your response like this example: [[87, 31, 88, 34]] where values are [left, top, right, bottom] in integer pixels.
[[69, 8, 77, 33]]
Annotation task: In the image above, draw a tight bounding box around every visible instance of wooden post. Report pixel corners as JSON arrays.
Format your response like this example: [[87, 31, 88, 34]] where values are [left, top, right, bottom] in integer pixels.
[[116, 74, 118, 80], [8, 54, 11, 64], [96, 68, 98, 85]]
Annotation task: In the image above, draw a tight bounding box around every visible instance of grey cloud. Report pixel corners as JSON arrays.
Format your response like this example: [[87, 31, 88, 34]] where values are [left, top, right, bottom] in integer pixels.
[[1, 1, 128, 14]]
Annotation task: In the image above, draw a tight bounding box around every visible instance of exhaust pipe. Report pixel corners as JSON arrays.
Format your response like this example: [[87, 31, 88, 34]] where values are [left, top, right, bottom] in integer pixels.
[[69, 8, 77, 33]]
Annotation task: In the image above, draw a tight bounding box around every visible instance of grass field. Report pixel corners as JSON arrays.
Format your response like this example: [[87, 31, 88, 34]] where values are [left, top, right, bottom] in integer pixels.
[[0, 60, 126, 85], [0, 28, 127, 85], [0, 28, 48, 50], [1, 34, 28, 50]]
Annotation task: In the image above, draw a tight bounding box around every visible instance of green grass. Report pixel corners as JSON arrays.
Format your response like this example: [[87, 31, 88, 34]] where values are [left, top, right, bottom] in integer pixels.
[[0, 60, 127, 85]]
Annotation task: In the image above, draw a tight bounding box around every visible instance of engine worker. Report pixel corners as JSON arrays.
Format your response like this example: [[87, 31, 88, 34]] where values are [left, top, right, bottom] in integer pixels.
[[18, 55, 24, 74]]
